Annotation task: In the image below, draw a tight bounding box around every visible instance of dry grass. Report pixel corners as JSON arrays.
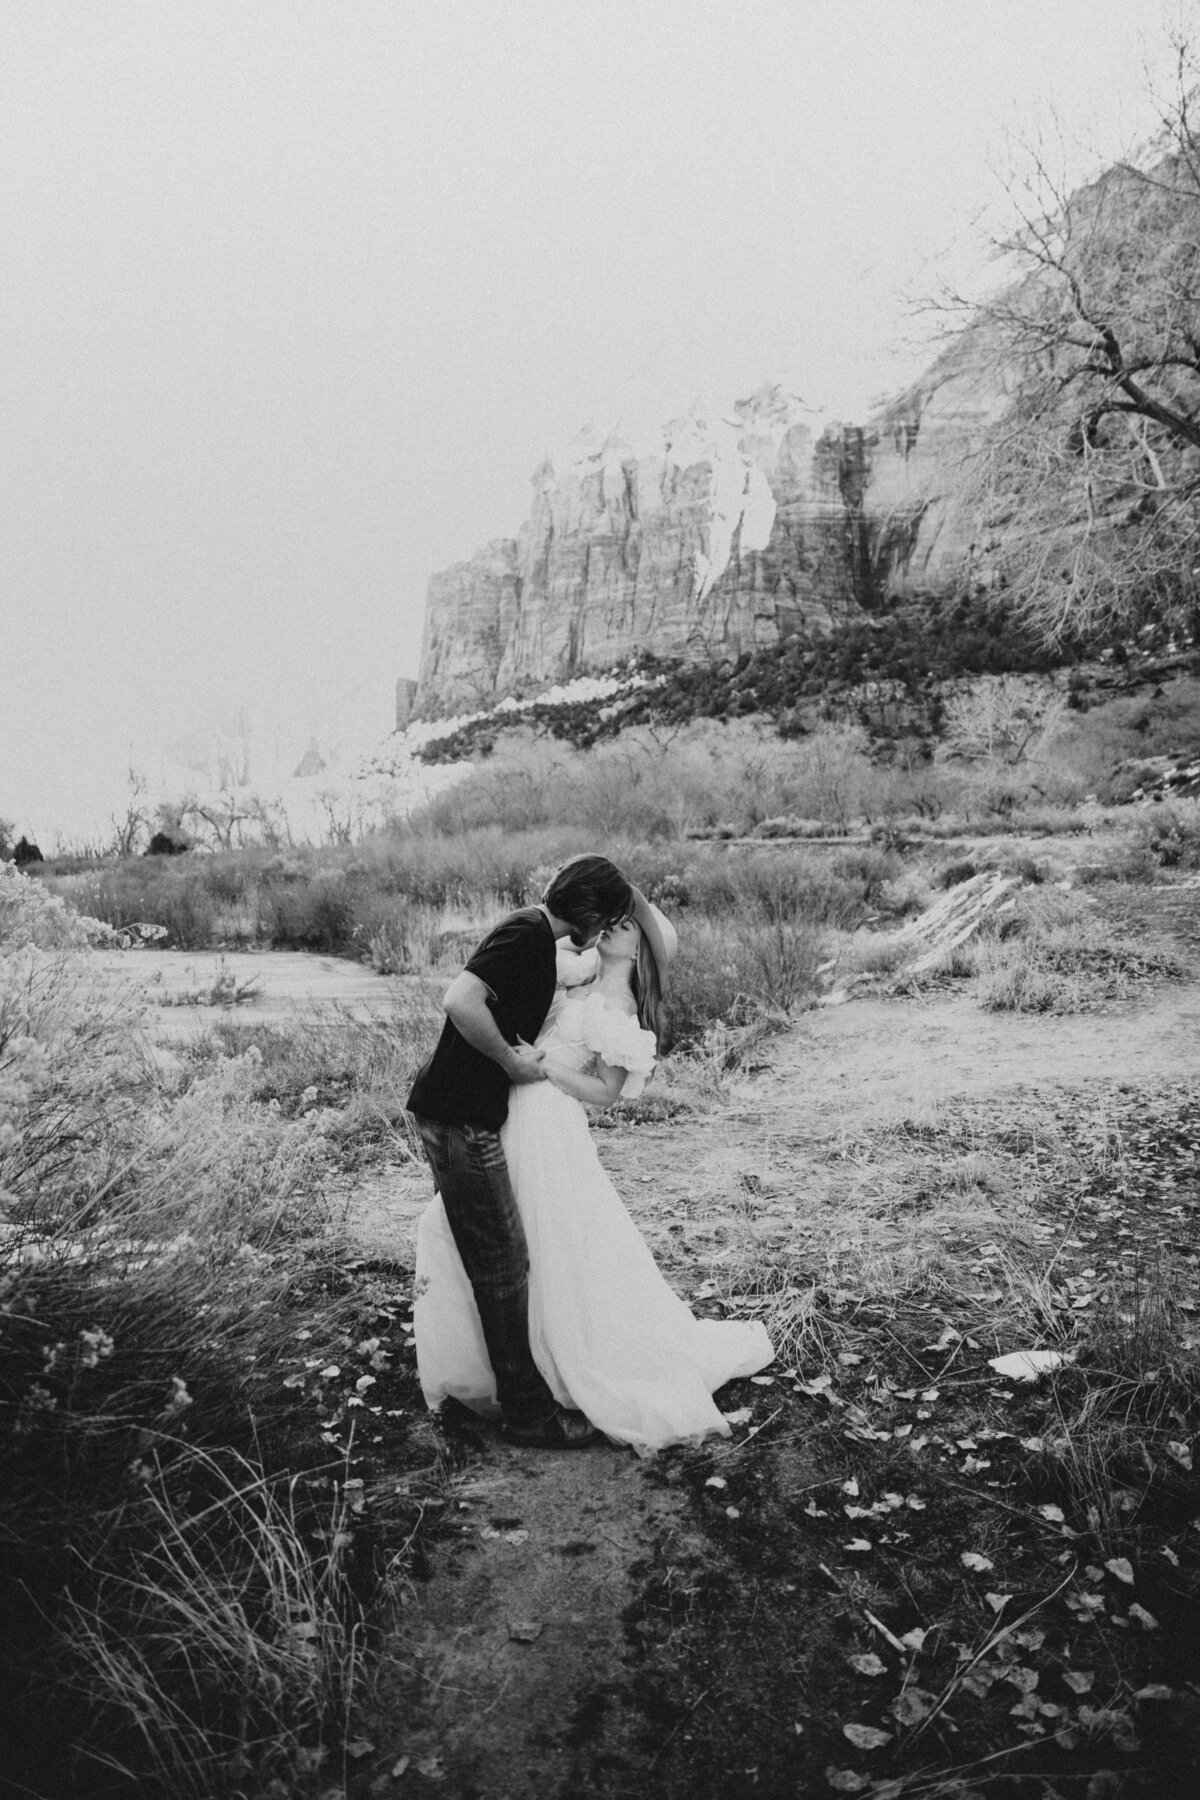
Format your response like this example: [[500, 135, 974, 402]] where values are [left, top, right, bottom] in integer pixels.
[[881, 886, 1190, 1011], [63, 1445, 364, 1799], [191, 984, 445, 1168], [0, 874, 400, 1797], [671, 1087, 1189, 1362]]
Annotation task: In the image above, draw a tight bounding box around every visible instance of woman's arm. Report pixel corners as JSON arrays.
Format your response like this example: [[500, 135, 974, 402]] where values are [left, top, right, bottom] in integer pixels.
[[541, 1052, 628, 1108]]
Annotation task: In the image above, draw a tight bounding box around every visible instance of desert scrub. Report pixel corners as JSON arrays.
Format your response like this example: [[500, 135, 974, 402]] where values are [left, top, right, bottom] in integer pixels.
[[680, 846, 890, 931], [663, 913, 828, 1051], [0, 867, 402, 1798], [887, 887, 1187, 1011], [972, 890, 1187, 1013], [192, 984, 445, 1168], [1131, 799, 1200, 870]]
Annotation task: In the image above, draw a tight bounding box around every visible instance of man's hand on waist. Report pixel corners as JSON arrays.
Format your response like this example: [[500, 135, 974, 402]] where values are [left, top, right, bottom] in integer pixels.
[[507, 1038, 547, 1084]]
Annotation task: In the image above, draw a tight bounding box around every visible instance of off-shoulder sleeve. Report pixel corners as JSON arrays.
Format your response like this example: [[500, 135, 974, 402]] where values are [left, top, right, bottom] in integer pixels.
[[555, 944, 600, 988], [577, 995, 657, 1099]]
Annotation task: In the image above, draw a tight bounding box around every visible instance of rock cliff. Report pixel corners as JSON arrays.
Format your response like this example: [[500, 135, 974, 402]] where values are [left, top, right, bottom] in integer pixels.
[[414, 367, 1006, 718]]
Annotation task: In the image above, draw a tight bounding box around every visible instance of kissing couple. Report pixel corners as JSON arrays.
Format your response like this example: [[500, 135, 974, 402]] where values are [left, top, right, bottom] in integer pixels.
[[406, 853, 773, 1455]]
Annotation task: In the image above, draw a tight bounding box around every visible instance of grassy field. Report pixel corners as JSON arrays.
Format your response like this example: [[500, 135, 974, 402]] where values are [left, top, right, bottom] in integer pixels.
[[4, 706, 1200, 1797]]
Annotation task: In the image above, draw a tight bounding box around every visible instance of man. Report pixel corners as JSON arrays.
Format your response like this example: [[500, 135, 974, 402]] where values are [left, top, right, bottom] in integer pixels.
[[407, 853, 633, 1448]]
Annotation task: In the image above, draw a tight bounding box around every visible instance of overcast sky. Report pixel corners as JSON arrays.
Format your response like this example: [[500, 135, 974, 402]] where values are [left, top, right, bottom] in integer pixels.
[[1, 0, 1190, 845]]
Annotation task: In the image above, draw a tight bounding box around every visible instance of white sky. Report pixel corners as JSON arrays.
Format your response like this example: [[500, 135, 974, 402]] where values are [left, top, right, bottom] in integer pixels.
[[0, 0, 1191, 845]]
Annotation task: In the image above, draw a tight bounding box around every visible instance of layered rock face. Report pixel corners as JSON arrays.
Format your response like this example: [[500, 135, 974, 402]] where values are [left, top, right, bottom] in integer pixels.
[[415, 372, 1005, 718]]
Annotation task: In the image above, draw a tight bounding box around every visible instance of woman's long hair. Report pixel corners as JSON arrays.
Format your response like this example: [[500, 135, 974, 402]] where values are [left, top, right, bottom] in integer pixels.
[[632, 931, 664, 1050]]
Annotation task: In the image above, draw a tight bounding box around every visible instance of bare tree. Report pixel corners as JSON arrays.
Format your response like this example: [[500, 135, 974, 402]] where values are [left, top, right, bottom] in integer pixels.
[[937, 675, 1067, 766], [243, 792, 293, 848], [107, 768, 151, 858], [180, 790, 255, 852], [940, 40, 1200, 646]]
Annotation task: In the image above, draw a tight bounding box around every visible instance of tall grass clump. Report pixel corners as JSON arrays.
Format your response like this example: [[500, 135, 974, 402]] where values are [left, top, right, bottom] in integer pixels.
[[971, 890, 1188, 1012], [62, 1445, 364, 1800], [201, 989, 445, 1168], [680, 848, 883, 931], [0, 865, 380, 1798], [664, 913, 828, 1052]]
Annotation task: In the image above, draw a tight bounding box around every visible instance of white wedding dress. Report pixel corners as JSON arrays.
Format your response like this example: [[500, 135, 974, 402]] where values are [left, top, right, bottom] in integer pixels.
[[413, 979, 774, 1455]]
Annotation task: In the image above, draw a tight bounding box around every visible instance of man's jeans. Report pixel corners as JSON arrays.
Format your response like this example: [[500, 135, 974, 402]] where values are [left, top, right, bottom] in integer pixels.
[[413, 1115, 557, 1429]]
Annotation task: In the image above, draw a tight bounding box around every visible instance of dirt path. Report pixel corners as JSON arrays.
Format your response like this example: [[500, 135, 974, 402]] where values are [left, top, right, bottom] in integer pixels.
[[758, 981, 1200, 1125], [349, 960, 1200, 1799], [363, 1449, 685, 1796]]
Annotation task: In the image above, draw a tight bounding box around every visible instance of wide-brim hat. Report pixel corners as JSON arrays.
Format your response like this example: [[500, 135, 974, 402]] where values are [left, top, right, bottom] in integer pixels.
[[628, 886, 678, 991]]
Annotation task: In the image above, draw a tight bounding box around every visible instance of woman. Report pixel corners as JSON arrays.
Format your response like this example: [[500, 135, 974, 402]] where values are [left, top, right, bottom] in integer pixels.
[[413, 888, 774, 1455]]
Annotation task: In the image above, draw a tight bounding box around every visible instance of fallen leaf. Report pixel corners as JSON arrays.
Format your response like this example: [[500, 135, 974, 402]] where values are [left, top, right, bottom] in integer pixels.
[[1128, 1602, 1159, 1630], [391, 1755, 411, 1779], [848, 1653, 886, 1677], [721, 1406, 753, 1426], [1167, 1440, 1193, 1471], [844, 1539, 873, 1553], [1062, 1669, 1095, 1694], [416, 1753, 445, 1781], [899, 1628, 927, 1652], [985, 1593, 1012, 1613], [705, 1476, 727, 1489], [890, 1687, 935, 1726], [1038, 1504, 1066, 1524], [841, 1722, 892, 1751], [842, 1477, 860, 1497], [1135, 1683, 1174, 1701], [1105, 1557, 1134, 1585], [345, 1738, 375, 1759], [751, 1375, 775, 1385], [960, 1552, 995, 1573], [825, 1772, 869, 1794], [507, 1620, 543, 1642]]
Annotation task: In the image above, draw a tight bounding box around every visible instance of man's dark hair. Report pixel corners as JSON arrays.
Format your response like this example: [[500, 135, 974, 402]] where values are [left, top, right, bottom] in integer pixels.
[[543, 854, 631, 931]]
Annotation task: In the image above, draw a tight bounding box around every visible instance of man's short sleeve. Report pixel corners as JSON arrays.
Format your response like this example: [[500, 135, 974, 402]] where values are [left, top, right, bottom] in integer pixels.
[[463, 913, 548, 1037]]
